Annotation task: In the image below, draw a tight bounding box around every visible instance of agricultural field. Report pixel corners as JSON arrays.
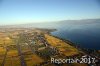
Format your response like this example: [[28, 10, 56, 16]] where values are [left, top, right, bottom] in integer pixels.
[[0, 33, 14, 46], [4, 50, 21, 66], [24, 54, 44, 66], [45, 34, 79, 56], [0, 47, 6, 65]]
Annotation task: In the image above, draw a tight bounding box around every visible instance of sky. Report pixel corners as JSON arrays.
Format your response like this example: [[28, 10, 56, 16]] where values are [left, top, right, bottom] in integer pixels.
[[0, 0, 100, 25]]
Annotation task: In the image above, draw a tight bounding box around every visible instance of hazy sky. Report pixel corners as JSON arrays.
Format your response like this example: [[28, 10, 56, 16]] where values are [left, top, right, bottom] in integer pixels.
[[0, 0, 100, 25]]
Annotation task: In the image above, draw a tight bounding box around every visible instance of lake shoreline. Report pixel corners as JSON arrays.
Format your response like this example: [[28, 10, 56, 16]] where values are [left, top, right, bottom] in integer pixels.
[[49, 30, 100, 57]]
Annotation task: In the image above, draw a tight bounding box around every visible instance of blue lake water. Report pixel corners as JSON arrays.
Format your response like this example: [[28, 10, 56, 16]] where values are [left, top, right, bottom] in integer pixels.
[[51, 22, 100, 50]]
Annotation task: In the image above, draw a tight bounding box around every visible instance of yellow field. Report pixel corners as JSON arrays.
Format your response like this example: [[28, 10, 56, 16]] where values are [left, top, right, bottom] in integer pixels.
[[0, 47, 6, 65], [0, 33, 20, 66], [25, 54, 44, 66], [0, 47, 6, 54], [45, 34, 79, 56], [4, 57, 21, 66], [4, 50, 20, 66], [0, 37, 14, 46], [7, 50, 18, 56]]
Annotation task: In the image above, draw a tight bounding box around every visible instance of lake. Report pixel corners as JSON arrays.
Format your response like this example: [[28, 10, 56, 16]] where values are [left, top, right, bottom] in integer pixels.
[[51, 22, 100, 50]]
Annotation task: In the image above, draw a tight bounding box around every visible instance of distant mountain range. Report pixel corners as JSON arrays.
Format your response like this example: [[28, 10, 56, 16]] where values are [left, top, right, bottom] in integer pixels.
[[0, 18, 100, 28]]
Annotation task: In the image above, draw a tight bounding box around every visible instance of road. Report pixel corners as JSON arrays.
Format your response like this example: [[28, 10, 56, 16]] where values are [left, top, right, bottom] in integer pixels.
[[16, 34, 27, 66], [1, 48, 8, 66]]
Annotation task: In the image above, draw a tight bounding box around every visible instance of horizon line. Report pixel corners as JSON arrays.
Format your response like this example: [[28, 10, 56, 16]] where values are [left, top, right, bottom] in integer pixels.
[[0, 18, 100, 26]]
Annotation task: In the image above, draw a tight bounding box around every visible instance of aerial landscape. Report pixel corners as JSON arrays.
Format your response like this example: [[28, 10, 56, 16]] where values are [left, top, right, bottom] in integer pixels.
[[0, 20, 100, 66], [0, 0, 100, 66]]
